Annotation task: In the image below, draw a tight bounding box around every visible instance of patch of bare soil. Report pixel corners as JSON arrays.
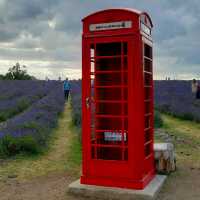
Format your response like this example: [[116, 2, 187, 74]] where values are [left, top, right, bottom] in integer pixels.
[[157, 164, 200, 200], [1, 165, 200, 200], [0, 172, 81, 200]]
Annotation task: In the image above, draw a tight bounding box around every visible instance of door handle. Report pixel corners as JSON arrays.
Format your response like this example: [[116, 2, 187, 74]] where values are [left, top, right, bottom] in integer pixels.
[[86, 97, 90, 109]]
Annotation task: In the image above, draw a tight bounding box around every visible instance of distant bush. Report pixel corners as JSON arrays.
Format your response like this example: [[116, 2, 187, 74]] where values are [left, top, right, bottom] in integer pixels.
[[18, 121, 49, 147], [72, 110, 81, 128], [70, 80, 82, 128], [180, 113, 196, 121], [156, 104, 171, 114], [16, 98, 31, 112], [154, 110, 163, 128], [0, 134, 40, 158], [0, 75, 4, 80], [169, 112, 196, 122]]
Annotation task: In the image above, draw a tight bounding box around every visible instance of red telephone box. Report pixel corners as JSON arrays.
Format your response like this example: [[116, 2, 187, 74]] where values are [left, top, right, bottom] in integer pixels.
[[81, 8, 155, 189]]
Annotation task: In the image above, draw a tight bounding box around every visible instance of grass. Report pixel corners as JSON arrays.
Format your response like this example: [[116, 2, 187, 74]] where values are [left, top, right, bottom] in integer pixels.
[[66, 122, 81, 172], [0, 135, 41, 157], [154, 113, 200, 200], [157, 113, 200, 167], [0, 103, 81, 182], [154, 110, 163, 128]]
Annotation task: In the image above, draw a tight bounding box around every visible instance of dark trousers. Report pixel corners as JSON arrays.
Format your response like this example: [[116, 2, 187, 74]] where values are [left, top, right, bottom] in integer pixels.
[[64, 90, 70, 101], [196, 91, 200, 99]]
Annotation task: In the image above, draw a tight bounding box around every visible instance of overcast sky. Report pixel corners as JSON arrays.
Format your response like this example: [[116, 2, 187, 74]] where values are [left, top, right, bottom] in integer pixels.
[[0, 0, 199, 80]]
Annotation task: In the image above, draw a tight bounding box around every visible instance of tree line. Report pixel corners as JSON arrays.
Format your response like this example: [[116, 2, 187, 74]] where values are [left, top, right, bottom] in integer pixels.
[[0, 63, 36, 80]]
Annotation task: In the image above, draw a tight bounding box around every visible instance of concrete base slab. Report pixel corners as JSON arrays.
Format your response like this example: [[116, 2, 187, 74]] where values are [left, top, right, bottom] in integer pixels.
[[68, 175, 167, 200]]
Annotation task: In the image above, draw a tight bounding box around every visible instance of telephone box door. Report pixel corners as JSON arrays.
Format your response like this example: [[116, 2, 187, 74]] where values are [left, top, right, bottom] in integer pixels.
[[84, 36, 134, 178]]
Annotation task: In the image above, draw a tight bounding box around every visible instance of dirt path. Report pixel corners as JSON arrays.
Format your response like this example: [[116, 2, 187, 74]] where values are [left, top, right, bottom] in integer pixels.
[[1, 166, 200, 200], [156, 114, 200, 200], [157, 165, 200, 200], [0, 172, 71, 200], [1, 111, 200, 200], [0, 103, 81, 200]]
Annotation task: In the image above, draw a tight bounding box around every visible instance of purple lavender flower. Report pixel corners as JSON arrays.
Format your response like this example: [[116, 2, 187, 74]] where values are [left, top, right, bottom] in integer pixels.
[[0, 81, 65, 145]]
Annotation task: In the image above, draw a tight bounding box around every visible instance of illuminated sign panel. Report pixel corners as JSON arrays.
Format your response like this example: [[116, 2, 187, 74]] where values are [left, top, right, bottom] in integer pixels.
[[89, 21, 132, 31]]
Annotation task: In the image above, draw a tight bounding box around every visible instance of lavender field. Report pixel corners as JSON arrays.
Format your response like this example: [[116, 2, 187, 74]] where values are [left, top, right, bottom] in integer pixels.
[[154, 80, 200, 122], [0, 80, 57, 122], [0, 80, 65, 157], [1, 80, 198, 157], [70, 80, 200, 129]]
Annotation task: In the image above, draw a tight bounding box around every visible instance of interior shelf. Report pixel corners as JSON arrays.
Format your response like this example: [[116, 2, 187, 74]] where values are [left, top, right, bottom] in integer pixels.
[[91, 70, 128, 75], [144, 85, 152, 88], [144, 99, 151, 102], [93, 100, 128, 103], [91, 55, 127, 59], [95, 129, 127, 132], [145, 153, 153, 160], [144, 56, 152, 61], [144, 71, 152, 75], [91, 144, 128, 148], [95, 114, 128, 118], [144, 113, 152, 117], [144, 140, 152, 146], [95, 85, 128, 88], [144, 127, 151, 131]]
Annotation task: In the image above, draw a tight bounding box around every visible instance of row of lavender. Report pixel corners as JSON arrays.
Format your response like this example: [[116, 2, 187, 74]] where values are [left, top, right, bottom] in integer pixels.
[[0, 80, 57, 122], [154, 80, 200, 121], [70, 80, 200, 129], [0, 81, 65, 157]]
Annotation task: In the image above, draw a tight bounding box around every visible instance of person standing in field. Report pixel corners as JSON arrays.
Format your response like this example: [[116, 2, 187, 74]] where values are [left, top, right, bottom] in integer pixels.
[[191, 79, 198, 99], [63, 78, 70, 101]]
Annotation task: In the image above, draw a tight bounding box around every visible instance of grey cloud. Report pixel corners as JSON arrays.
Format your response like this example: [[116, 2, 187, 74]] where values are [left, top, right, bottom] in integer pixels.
[[0, 0, 199, 78], [14, 33, 41, 49], [6, 1, 43, 21], [0, 27, 19, 42]]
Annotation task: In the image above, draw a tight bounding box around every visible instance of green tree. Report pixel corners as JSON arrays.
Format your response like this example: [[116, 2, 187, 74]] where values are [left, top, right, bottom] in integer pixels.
[[4, 63, 35, 80], [0, 74, 4, 80]]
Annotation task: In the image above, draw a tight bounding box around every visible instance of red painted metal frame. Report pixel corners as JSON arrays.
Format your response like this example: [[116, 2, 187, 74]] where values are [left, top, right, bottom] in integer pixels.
[[81, 8, 155, 190]]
